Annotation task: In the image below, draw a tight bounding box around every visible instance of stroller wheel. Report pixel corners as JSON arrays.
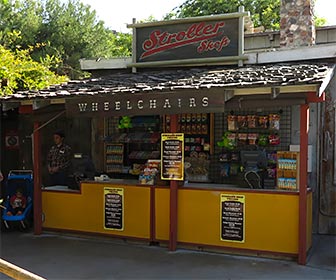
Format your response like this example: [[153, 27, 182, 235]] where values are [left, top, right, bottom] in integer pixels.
[[1, 220, 11, 232], [19, 219, 31, 232]]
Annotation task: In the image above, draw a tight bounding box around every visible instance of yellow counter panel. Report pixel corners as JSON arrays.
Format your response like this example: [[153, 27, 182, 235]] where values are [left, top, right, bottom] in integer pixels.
[[42, 182, 151, 239], [155, 187, 312, 255], [42, 182, 312, 257]]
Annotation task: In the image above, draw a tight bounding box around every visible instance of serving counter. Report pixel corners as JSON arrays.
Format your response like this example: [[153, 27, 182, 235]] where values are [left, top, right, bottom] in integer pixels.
[[42, 180, 152, 240], [41, 180, 312, 259]]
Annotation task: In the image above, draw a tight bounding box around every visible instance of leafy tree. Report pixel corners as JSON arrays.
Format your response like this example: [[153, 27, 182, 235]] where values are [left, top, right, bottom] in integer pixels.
[[0, 40, 67, 95], [165, 0, 281, 30], [166, 0, 327, 31], [0, 0, 132, 78]]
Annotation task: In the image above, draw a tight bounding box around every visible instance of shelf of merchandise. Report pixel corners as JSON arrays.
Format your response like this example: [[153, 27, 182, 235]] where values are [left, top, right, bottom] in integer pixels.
[[105, 143, 124, 173], [276, 151, 300, 191]]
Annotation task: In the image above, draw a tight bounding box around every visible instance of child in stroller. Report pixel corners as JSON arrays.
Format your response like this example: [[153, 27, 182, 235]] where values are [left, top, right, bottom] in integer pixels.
[[1, 170, 33, 230], [7, 188, 27, 216]]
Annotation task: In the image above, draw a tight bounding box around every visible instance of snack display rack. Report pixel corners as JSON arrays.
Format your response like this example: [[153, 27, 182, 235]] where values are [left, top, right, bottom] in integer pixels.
[[105, 143, 124, 173], [164, 113, 213, 182], [277, 151, 300, 190]]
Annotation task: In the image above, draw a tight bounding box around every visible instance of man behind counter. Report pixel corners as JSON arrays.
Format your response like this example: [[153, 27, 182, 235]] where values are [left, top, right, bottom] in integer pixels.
[[47, 130, 72, 186]]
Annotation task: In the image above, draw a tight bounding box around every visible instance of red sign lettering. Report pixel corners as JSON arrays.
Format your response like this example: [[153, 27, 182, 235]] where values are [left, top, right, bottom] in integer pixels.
[[140, 21, 230, 59]]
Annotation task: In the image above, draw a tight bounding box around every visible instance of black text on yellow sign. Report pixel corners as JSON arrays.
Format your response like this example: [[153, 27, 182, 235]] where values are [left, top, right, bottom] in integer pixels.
[[161, 133, 184, 181]]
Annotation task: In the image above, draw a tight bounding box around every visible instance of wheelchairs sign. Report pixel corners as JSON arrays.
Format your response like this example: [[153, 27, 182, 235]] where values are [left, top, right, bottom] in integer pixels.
[[220, 194, 245, 243], [104, 187, 124, 231]]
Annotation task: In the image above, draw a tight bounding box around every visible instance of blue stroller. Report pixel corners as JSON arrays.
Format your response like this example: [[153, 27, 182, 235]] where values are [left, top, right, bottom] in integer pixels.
[[1, 170, 33, 231]]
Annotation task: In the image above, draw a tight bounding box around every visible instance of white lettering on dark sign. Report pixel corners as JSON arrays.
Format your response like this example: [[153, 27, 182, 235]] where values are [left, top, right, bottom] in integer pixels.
[[76, 96, 210, 113]]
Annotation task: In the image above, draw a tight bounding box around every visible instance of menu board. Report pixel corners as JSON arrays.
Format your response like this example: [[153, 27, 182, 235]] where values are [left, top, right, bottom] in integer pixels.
[[104, 187, 124, 231], [220, 194, 245, 243], [161, 133, 184, 181]]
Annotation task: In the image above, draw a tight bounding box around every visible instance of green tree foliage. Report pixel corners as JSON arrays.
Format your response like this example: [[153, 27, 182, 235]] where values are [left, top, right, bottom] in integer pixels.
[[166, 0, 327, 31], [0, 0, 132, 78], [166, 0, 281, 30], [0, 42, 67, 96]]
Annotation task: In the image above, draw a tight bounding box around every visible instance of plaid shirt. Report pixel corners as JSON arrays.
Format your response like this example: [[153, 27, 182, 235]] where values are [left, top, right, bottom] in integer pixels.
[[47, 143, 72, 171]]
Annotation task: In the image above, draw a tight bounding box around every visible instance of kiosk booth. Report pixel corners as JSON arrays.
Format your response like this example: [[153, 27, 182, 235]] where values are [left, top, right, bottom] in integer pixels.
[[1, 11, 335, 265]]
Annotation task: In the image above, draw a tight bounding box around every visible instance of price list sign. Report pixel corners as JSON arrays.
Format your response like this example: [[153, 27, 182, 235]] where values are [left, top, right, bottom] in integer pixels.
[[104, 187, 124, 231], [161, 133, 184, 181], [220, 194, 245, 243]]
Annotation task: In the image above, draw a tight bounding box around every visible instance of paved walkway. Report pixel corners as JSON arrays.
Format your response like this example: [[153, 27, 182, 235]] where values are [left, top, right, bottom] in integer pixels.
[[0, 231, 335, 279]]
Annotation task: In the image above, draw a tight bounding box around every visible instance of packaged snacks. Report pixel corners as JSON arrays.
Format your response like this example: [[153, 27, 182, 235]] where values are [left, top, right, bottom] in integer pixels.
[[196, 124, 202, 134], [191, 124, 197, 134], [201, 124, 208, 134], [238, 133, 248, 145], [258, 116, 269, 129], [197, 114, 202, 123], [247, 115, 257, 128], [217, 133, 236, 150], [230, 164, 239, 176], [227, 133, 237, 148], [219, 153, 230, 162], [203, 143, 210, 151], [227, 115, 238, 131], [269, 134, 280, 145], [269, 114, 280, 130], [186, 114, 191, 123], [220, 163, 230, 177], [267, 168, 276, 178], [231, 152, 239, 161], [258, 134, 268, 146], [248, 133, 258, 145], [181, 114, 186, 123], [237, 115, 247, 129], [202, 113, 207, 123]]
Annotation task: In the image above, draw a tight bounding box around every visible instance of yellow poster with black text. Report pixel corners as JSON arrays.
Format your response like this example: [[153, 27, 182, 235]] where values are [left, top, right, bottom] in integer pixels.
[[104, 187, 124, 231], [220, 194, 245, 243], [161, 133, 184, 181]]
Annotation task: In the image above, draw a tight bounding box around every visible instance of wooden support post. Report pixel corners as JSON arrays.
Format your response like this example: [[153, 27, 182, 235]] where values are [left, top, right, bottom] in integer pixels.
[[150, 186, 155, 243], [33, 122, 42, 235], [298, 104, 309, 265], [169, 114, 178, 251]]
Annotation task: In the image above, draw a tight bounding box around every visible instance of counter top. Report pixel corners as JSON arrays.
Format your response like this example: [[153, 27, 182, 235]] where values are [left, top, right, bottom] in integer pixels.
[[81, 179, 144, 186]]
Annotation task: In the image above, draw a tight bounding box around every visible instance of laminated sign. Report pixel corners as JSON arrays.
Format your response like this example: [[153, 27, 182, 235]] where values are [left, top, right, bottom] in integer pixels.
[[161, 133, 184, 181], [104, 188, 124, 231], [220, 194, 245, 243]]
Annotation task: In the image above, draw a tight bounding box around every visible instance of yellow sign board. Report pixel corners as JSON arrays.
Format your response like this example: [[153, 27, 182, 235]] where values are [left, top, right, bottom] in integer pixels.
[[220, 193, 245, 243], [104, 187, 124, 231], [161, 133, 184, 181]]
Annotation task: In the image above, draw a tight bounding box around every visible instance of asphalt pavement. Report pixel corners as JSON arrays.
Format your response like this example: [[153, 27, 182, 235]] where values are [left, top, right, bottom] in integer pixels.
[[0, 230, 335, 279]]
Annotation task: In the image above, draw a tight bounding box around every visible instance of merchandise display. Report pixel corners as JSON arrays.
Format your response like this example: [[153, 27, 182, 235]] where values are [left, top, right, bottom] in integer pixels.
[[165, 113, 212, 182], [217, 111, 286, 188], [277, 151, 299, 190]]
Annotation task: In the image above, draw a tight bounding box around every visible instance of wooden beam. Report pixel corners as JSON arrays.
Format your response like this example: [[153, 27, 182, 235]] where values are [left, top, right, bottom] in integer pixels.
[[33, 122, 42, 235], [50, 98, 65, 104], [225, 97, 306, 109], [1, 102, 20, 111], [224, 90, 235, 102], [234, 85, 318, 95], [169, 114, 178, 252], [127, 55, 249, 68], [307, 91, 325, 103], [298, 104, 309, 265], [271, 87, 280, 99], [33, 100, 50, 110]]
